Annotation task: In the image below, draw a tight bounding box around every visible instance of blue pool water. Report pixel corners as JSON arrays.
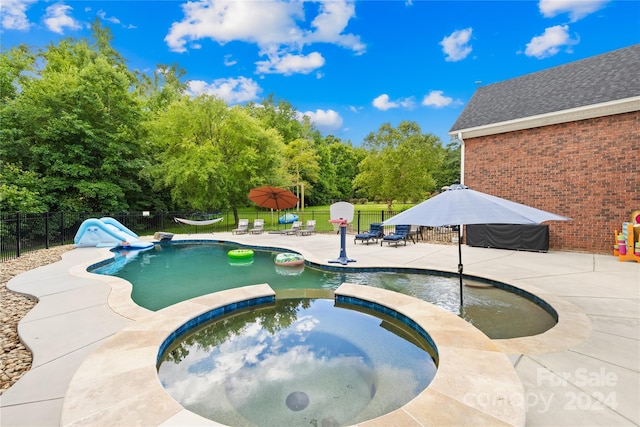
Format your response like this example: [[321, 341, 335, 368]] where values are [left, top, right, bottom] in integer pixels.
[[92, 242, 557, 339]]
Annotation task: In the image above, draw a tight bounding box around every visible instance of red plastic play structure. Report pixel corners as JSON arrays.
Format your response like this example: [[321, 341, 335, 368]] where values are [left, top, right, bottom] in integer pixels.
[[613, 210, 640, 263]]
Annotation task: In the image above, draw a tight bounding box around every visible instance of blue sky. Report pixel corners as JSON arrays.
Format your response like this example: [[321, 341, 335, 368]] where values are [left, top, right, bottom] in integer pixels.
[[2, 0, 639, 145]]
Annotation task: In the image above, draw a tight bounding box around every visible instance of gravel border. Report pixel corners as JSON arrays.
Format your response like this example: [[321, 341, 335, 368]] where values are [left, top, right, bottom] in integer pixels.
[[0, 245, 74, 395]]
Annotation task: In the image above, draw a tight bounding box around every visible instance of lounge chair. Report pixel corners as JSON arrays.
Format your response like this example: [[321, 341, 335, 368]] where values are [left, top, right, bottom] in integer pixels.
[[354, 223, 384, 245], [249, 219, 264, 234], [297, 220, 316, 236], [285, 221, 302, 235], [381, 224, 414, 247], [232, 219, 249, 234]]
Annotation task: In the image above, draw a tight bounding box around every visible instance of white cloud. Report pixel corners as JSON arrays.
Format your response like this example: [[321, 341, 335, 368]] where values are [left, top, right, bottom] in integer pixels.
[[255, 51, 325, 75], [97, 10, 120, 25], [372, 94, 416, 111], [399, 98, 416, 109], [440, 28, 473, 62], [372, 94, 398, 111], [1, 0, 37, 30], [538, 0, 609, 22], [304, 1, 366, 54], [187, 76, 262, 104], [422, 90, 454, 108], [165, 0, 364, 75], [44, 3, 82, 34], [165, 0, 304, 53], [223, 54, 237, 66], [300, 109, 343, 133], [524, 24, 579, 58]]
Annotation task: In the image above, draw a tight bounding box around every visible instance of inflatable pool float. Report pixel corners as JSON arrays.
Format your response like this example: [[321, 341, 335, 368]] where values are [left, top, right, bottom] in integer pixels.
[[278, 213, 299, 224], [275, 252, 304, 267], [228, 249, 254, 260]]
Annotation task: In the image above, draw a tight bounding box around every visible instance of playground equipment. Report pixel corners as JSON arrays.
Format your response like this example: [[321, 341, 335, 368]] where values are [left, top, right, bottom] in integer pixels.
[[74, 217, 153, 249], [328, 202, 356, 265], [613, 210, 640, 263]]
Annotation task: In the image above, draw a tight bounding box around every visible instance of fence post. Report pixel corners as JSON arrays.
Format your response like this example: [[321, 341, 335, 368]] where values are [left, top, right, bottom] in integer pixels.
[[60, 212, 65, 245], [356, 211, 361, 234], [16, 212, 21, 257], [45, 211, 50, 249]]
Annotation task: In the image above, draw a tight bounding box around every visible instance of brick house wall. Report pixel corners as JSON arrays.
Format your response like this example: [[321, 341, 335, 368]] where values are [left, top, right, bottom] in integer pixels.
[[463, 110, 640, 254]]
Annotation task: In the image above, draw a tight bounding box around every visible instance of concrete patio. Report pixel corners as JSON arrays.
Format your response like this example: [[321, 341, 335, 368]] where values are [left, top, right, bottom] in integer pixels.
[[1, 232, 638, 426]]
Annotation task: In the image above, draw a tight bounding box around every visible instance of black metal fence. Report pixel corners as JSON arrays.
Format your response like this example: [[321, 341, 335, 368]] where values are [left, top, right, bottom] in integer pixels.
[[1, 210, 457, 262]]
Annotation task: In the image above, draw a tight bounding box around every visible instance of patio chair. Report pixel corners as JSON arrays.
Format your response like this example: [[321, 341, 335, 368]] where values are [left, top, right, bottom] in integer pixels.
[[249, 219, 264, 234], [232, 219, 249, 234], [285, 221, 302, 235], [408, 224, 421, 242], [354, 223, 384, 245], [381, 224, 414, 247], [297, 220, 316, 236]]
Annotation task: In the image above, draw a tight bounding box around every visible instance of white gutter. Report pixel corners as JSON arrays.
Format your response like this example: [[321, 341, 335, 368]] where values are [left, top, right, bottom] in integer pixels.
[[457, 132, 465, 185], [449, 96, 640, 140]]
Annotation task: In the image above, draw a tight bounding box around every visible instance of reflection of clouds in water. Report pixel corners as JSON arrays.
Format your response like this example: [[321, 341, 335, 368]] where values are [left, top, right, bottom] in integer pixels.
[[166, 315, 324, 408], [226, 345, 316, 405], [160, 320, 269, 406], [293, 314, 319, 334], [261, 345, 316, 381]]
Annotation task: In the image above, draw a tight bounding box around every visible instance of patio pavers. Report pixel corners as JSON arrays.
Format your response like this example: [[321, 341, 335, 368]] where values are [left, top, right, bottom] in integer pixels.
[[1, 232, 638, 426]]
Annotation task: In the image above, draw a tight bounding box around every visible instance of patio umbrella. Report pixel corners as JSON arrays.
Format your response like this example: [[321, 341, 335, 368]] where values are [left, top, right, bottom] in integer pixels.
[[382, 184, 570, 307], [248, 186, 299, 210]]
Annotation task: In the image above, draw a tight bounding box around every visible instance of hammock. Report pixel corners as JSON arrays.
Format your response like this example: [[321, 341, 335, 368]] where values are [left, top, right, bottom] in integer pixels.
[[174, 217, 223, 226]]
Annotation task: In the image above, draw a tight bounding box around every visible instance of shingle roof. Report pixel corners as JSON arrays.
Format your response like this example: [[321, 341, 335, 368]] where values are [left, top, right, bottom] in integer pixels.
[[450, 44, 640, 132]]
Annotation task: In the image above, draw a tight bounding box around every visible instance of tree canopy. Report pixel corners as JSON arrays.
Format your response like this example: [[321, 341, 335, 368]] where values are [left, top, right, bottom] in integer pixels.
[[144, 96, 284, 220], [0, 20, 460, 213], [353, 121, 444, 211]]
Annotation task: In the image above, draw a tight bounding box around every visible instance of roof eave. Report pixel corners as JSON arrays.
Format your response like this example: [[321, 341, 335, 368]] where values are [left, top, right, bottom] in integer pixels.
[[449, 96, 640, 139]]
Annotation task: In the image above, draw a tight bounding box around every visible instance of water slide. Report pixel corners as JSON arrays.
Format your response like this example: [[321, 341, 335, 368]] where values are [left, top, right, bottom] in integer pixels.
[[74, 217, 154, 249]]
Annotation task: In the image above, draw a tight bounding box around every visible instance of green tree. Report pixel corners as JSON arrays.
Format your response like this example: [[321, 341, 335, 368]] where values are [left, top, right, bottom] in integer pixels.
[[0, 22, 147, 211], [245, 95, 304, 144], [432, 139, 461, 189], [282, 119, 321, 207], [135, 63, 188, 114], [353, 121, 443, 211], [305, 133, 338, 206], [0, 44, 35, 103], [145, 95, 284, 221], [326, 137, 366, 201], [0, 162, 47, 212]]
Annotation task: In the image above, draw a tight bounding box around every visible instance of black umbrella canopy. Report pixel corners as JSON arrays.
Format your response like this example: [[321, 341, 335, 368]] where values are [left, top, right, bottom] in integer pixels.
[[383, 184, 571, 306]]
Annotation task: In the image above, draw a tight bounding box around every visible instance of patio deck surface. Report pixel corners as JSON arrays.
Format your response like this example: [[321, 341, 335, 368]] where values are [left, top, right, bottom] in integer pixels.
[[1, 231, 638, 426]]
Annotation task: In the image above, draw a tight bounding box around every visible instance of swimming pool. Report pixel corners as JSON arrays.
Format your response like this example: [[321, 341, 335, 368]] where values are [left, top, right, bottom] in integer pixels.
[[92, 242, 557, 339], [157, 298, 438, 426]]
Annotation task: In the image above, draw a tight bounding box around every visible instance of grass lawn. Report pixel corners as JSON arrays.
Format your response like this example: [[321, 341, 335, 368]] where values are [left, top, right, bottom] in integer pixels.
[[166, 203, 417, 234], [231, 202, 416, 233]]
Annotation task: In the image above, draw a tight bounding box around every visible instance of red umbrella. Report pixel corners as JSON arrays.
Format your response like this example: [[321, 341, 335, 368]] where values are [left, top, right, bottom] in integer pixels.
[[248, 186, 299, 210]]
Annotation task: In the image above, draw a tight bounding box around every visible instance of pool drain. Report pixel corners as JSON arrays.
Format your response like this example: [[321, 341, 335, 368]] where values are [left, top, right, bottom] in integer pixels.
[[286, 391, 309, 411]]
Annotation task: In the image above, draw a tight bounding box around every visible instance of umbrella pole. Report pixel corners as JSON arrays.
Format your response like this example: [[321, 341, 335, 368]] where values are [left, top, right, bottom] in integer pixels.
[[458, 226, 464, 308]]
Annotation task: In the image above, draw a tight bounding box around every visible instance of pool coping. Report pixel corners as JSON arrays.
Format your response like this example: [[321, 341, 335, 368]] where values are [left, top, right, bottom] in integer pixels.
[[8, 233, 624, 426], [59, 281, 527, 426], [57, 239, 592, 426], [78, 240, 592, 356]]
